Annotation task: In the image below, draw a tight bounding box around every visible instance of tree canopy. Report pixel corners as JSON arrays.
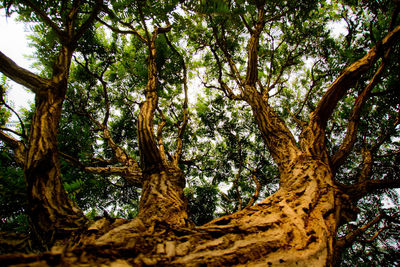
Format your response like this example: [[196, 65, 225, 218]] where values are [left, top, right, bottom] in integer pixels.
[[0, 0, 399, 266]]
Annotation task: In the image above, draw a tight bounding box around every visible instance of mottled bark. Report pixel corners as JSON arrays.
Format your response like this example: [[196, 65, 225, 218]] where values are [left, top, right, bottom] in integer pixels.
[[0, 2, 104, 246], [0, 130, 25, 165], [0, 156, 346, 267], [136, 27, 191, 228], [25, 47, 85, 246], [243, 85, 301, 174], [138, 168, 192, 228]]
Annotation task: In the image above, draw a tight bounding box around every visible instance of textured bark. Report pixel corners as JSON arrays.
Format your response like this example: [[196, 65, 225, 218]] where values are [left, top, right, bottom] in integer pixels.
[[138, 168, 192, 228], [25, 47, 85, 246], [137, 32, 164, 173], [0, 156, 345, 267], [135, 27, 191, 229], [243, 85, 301, 173], [0, 131, 25, 165]]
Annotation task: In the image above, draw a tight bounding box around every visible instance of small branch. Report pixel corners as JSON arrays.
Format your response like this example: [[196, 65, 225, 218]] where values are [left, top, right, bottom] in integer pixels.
[[233, 137, 243, 211], [208, 46, 243, 100], [336, 213, 383, 250], [239, 14, 252, 34], [357, 147, 373, 182], [72, 0, 103, 46], [246, 169, 261, 208], [376, 150, 400, 158], [156, 108, 169, 166], [21, 0, 65, 42], [294, 60, 322, 118], [163, 34, 190, 166], [344, 179, 400, 202], [366, 227, 385, 242], [97, 17, 147, 43], [210, 17, 244, 89], [371, 109, 400, 153], [0, 86, 27, 138], [60, 152, 143, 187]]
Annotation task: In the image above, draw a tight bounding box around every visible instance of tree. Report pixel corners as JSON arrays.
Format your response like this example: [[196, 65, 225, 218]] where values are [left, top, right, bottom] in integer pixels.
[[0, 0, 399, 266]]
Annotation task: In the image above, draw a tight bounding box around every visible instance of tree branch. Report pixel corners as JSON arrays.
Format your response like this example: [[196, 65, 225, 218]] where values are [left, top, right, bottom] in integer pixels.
[[208, 46, 243, 100], [0, 130, 26, 166], [137, 30, 165, 172], [97, 17, 147, 43], [331, 49, 391, 172], [71, 0, 103, 45], [60, 152, 143, 187], [0, 51, 51, 93], [20, 0, 65, 41], [336, 214, 383, 250], [344, 179, 400, 202], [312, 25, 400, 128], [246, 169, 261, 208], [245, 6, 265, 86], [0, 86, 27, 139], [210, 17, 244, 89]]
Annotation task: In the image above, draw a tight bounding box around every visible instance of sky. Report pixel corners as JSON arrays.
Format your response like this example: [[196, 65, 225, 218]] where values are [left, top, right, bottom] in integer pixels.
[[0, 13, 35, 119]]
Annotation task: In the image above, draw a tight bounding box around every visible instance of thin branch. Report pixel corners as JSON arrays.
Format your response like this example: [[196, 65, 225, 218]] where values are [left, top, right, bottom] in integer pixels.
[[344, 179, 400, 202], [0, 86, 27, 138], [165, 36, 190, 166], [74, 55, 111, 125], [60, 152, 143, 187], [239, 14, 252, 34], [20, 0, 65, 41], [233, 137, 243, 211], [210, 17, 244, 89], [97, 17, 147, 43], [376, 150, 400, 158], [72, 0, 103, 45], [246, 169, 261, 208], [336, 214, 383, 249], [0, 127, 24, 138], [357, 147, 373, 182], [371, 109, 400, 153], [294, 60, 322, 118], [156, 108, 169, 166], [366, 227, 386, 242]]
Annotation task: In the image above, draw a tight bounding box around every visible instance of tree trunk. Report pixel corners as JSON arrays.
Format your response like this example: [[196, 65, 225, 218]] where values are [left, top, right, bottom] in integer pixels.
[[24, 48, 85, 247], [138, 167, 192, 228], [0, 156, 345, 267]]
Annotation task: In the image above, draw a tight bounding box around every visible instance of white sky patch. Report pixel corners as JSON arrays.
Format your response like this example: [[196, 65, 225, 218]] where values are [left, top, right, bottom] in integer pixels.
[[328, 20, 347, 39], [0, 13, 35, 117]]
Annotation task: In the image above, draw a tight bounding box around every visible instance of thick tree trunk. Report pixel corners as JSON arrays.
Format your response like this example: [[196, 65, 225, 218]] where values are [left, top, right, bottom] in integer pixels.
[[25, 48, 85, 247], [138, 167, 192, 228], [0, 156, 343, 266], [25, 90, 85, 246]]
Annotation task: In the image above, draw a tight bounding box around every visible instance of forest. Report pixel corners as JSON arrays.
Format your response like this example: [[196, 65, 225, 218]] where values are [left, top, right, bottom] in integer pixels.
[[0, 0, 400, 266]]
